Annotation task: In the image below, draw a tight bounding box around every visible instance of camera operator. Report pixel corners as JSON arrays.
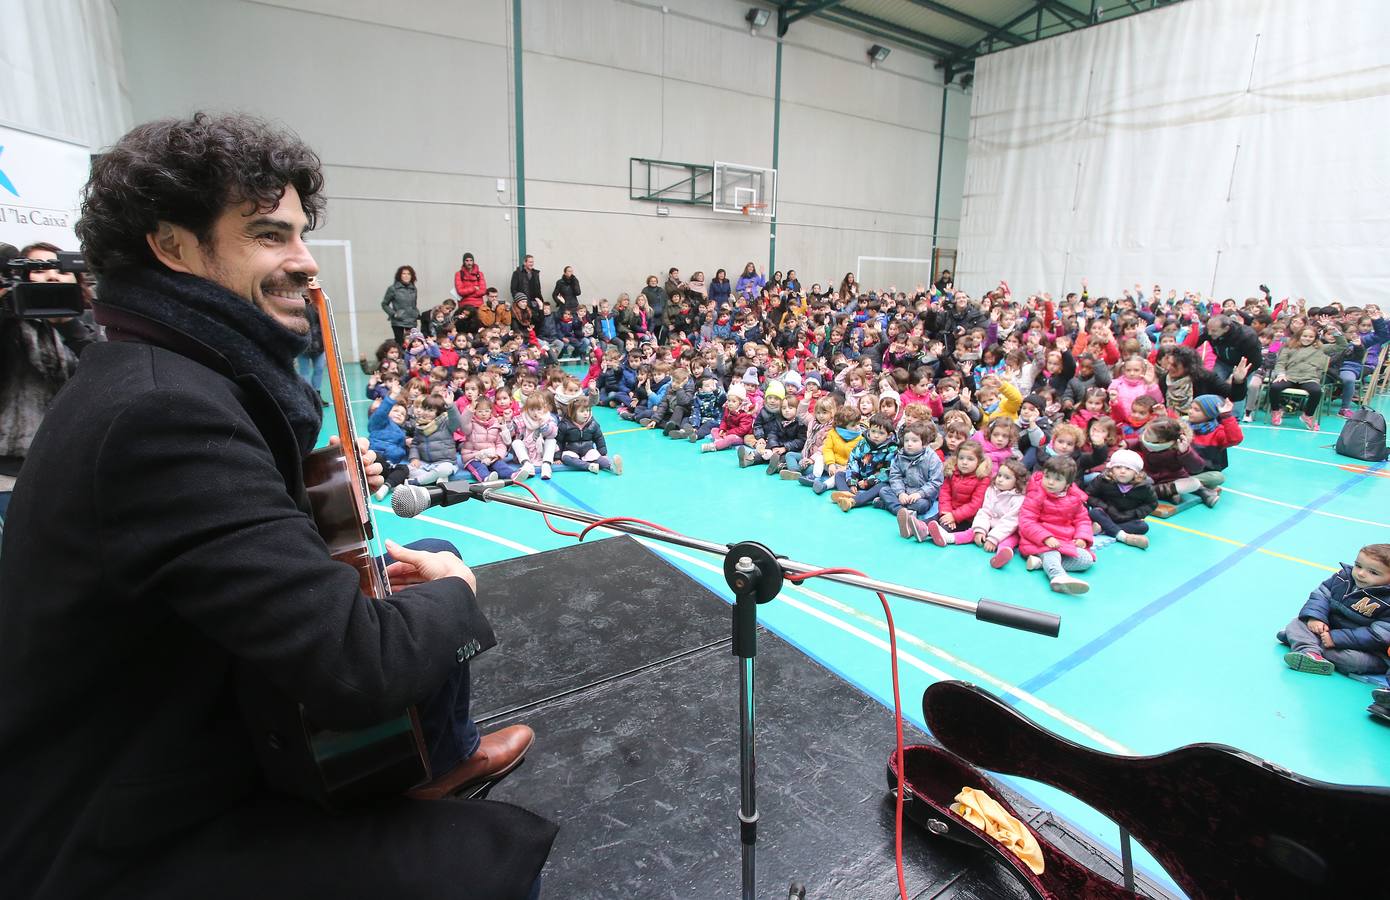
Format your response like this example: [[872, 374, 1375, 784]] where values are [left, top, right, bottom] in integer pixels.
[[0, 242, 101, 472]]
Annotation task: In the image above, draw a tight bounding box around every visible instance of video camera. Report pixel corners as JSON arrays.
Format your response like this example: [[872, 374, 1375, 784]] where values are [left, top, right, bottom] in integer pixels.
[[1, 249, 88, 320]]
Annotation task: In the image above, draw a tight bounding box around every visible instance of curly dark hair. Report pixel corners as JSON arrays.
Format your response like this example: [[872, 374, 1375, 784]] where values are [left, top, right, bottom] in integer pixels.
[[76, 112, 325, 275]]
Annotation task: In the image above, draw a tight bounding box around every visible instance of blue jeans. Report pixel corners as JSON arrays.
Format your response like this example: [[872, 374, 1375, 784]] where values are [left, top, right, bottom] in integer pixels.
[[1213, 359, 1250, 420], [378, 539, 480, 776], [297, 351, 326, 394], [1338, 362, 1362, 410], [832, 475, 886, 508], [879, 490, 938, 518], [1089, 508, 1149, 537]]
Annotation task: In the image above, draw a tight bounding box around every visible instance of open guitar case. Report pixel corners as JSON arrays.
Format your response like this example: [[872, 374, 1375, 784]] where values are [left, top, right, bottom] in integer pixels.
[[888, 680, 1390, 899]]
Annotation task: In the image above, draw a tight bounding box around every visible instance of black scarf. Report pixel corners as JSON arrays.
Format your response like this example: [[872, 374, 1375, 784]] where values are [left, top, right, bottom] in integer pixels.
[[93, 266, 323, 456]]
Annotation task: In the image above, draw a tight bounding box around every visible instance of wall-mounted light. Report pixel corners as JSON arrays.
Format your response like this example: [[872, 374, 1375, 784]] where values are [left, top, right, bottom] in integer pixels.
[[960, 73, 974, 90], [868, 44, 891, 68], [746, 7, 770, 35]]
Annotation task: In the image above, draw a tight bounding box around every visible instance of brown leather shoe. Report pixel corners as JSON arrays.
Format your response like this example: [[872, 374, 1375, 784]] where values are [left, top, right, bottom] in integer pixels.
[[406, 724, 535, 800]]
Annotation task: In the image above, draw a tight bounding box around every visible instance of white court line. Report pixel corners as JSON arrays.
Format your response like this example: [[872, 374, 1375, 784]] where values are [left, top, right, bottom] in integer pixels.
[[1233, 445, 1389, 475], [375, 503, 1132, 754], [1218, 488, 1390, 529]]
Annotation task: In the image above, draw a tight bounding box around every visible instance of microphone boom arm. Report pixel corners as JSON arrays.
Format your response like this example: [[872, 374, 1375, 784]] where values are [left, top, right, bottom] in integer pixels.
[[410, 482, 1061, 638]]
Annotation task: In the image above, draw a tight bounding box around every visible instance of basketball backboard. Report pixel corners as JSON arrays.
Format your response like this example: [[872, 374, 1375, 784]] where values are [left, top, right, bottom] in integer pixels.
[[713, 161, 776, 218]]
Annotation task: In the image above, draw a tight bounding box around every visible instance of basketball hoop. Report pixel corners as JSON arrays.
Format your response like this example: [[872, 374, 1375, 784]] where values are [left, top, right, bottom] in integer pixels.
[[740, 201, 769, 217]]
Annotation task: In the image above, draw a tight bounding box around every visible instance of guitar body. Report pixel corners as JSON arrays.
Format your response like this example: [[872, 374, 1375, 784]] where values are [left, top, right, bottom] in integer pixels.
[[922, 680, 1390, 898], [240, 284, 429, 811]]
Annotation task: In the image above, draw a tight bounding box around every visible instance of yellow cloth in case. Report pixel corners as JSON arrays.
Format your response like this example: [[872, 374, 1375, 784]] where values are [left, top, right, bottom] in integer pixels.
[[950, 787, 1046, 875]]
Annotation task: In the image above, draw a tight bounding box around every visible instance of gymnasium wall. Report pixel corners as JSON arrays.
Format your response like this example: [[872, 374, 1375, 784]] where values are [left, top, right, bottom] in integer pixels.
[[955, 0, 1390, 303], [113, 0, 970, 353]]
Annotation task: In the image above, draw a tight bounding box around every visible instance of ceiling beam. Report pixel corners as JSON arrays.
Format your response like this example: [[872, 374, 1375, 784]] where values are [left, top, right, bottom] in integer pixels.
[[814, 6, 970, 57], [779, 0, 843, 32], [815, 10, 955, 59], [1042, 1, 1089, 27], [899, 0, 1025, 44]]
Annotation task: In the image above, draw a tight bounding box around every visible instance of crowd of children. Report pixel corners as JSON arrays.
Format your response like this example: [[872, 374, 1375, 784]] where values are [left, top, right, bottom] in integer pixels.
[[360, 272, 1383, 607]]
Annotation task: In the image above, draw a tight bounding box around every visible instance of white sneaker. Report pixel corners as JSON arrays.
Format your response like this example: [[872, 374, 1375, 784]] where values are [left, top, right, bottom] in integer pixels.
[[1025, 555, 1042, 571], [541, 461, 553, 480], [372, 484, 390, 502], [515, 463, 533, 482], [588, 462, 600, 474], [485, 471, 501, 483], [1049, 574, 1090, 595], [612, 454, 623, 476]]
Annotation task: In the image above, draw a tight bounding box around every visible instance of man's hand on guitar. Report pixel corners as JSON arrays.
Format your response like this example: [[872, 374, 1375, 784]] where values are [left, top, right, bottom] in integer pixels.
[[329, 435, 385, 491], [384, 540, 478, 593]]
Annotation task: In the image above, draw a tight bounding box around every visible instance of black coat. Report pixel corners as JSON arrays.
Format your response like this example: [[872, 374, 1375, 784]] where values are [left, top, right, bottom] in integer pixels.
[[1200, 322, 1263, 372], [0, 325, 553, 898], [509, 265, 542, 303], [552, 274, 581, 314]]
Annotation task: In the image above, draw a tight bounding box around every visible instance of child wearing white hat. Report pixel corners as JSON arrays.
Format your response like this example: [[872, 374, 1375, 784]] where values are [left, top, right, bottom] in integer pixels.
[[1083, 448, 1158, 549]]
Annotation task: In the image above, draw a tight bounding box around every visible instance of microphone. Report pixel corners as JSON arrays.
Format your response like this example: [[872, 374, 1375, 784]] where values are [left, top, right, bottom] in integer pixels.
[[391, 479, 511, 518]]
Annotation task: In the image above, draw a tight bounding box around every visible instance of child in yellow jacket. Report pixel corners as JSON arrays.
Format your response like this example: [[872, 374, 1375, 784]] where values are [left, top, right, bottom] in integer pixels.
[[976, 375, 1022, 430], [801, 405, 863, 494]]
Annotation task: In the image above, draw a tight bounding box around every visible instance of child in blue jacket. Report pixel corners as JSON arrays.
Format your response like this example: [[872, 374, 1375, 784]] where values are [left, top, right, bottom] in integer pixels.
[[367, 392, 412, 500], [1279, 543, 1390, 675]]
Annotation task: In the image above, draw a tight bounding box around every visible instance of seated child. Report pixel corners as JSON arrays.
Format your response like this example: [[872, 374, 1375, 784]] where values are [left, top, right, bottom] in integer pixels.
[[1031, 422, 1084, 472], [1085, 448, 1157, 549], [1017, 393, 1053, 469], [1019, 456, 1096, 595], [407, 395, 462, 486], [511, 392, 559, 480], [457, 397, 516, 483], [701, 387, 753, 453], [1076, 416, 1120, 477], [917, 439, 991, 544], [745, 388, 807, 474], [651, 367, 694, 432], [884, 421, 945, 536], [1279, 543, 1390, 676], [1136, 417, 1221, 506], [676, 375, 726, 441], [926, 458, 1026, 570], [830, 413, 899, 511], [781, 395, 837, 481], [801, 406, 862, 494], [1186, 394, 1243, 472], [739, 384, 788, 468], [1116, 394, 1159, 443], [557, 397, 622, 475], [972, 417, 1020, 470], [367, 390, 411, 501], [975, 375, 1023, 430]]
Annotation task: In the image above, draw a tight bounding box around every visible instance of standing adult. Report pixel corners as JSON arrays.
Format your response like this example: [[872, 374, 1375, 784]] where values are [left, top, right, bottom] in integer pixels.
[[510, 254, 542, 306], [664, 267, 685, 301], [641, 275, 669, 344], [685, 270, 707, 303], [453, 251, 487, 309], [381, 264, 419, 346], [552, 265, 582, 316], [0, 242, 100, 468], [0, 112, 553, 899], [736, 262, 765, 301], [709, 268, 731, 309]]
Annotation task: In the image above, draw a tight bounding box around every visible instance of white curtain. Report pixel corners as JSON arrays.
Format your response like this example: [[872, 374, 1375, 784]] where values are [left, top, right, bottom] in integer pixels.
[[956, 0, 1390, 304]]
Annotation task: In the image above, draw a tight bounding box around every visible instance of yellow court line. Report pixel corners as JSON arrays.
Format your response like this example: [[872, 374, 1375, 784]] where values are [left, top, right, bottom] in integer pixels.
[[1146, 518, 1338, 571], [606, 426, 649, 435]]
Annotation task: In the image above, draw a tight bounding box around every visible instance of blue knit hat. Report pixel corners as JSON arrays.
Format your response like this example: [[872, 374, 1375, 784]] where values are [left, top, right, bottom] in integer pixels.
[[1194, 394, 1222, 421]]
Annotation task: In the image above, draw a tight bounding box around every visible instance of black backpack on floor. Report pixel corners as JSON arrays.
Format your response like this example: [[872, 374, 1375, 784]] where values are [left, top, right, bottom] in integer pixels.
[[1336, 408, 1390, 462]]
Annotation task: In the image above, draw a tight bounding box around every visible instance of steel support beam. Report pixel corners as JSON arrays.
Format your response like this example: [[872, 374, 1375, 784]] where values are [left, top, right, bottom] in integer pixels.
[[1044, 0, 1090, 27], [780, 0, 842, 34], [816, 7, 970, 57], [900, 0, 1024, 44]]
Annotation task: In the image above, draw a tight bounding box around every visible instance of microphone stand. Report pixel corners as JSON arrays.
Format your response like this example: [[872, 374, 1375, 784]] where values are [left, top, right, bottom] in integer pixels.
[[409, 481, 1062, 900]]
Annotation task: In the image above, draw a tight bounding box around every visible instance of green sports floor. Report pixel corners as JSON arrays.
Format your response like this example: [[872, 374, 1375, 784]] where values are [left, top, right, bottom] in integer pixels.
[[326, 369, 1389, 896]]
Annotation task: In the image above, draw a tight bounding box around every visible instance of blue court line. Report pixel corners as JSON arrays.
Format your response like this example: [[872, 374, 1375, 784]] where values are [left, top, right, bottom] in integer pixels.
[[1016, 461, 1386, 696]]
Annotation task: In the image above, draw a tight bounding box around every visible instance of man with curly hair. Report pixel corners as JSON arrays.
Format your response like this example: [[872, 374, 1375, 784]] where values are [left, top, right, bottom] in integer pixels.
[[0, 114, 554, 898]]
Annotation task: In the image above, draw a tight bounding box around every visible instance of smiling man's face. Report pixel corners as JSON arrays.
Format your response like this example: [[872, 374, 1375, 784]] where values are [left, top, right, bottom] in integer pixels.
[[154, 183, 318, 335]]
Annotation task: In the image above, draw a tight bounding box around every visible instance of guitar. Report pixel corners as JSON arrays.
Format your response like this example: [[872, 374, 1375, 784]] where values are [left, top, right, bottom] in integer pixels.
[[920, 680, 1390, 898], [239, 279, 429, 810]]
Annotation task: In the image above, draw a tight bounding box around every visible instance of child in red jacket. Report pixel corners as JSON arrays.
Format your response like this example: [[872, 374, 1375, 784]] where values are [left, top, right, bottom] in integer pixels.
[[1186, 394, 1243, 473], [702, 389, 754, 453], [918, 439, 991, 543], [1019, 455, 1095, 595]]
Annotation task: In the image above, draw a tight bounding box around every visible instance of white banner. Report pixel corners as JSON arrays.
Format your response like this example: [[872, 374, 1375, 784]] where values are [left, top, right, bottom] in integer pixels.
[[0, 124, 91, 251], [957, 0, 1390, 304]]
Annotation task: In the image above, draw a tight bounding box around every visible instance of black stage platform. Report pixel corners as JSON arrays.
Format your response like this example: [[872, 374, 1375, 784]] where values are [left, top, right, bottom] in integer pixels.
[[470, 536, 1170, 899]]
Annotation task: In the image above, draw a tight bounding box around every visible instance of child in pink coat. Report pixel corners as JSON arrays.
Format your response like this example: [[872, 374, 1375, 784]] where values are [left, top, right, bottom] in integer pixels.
[[1019, 455, 1096, 594]]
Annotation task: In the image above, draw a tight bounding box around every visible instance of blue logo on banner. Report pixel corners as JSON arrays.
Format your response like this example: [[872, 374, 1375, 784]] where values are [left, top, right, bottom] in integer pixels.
[[0, 147, 19, 198]]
